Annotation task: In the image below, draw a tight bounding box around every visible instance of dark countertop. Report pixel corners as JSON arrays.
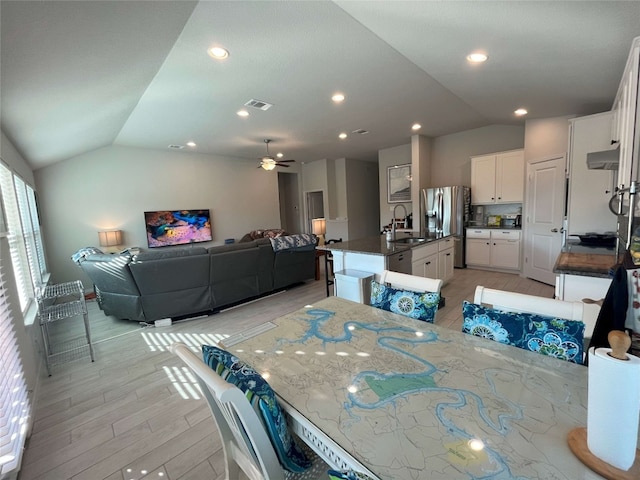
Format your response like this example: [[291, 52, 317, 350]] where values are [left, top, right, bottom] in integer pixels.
[[553, 240, 618, 278], [466, 225, 522, 230], [317, 232, 452, 257]]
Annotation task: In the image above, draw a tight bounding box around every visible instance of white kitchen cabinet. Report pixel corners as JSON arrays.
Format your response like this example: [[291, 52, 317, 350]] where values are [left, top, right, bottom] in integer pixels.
[[555, 273, 611, 303], [612, 37, 639, 188], [438, 248, 454, 282], [411, 238, 454, 284], [471, 149, 524, 204], [567, 112, 617, 236], [466, 229, 521, 271], [466, 229, 491, 266]]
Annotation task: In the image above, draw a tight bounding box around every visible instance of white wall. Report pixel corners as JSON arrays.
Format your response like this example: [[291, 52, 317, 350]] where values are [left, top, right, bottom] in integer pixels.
[[431, 125, 525, 187], [344, 158, 380, 239], [524, 115, 573, 161], [378, 144, 412, 229], [34, 145, 283, 286]]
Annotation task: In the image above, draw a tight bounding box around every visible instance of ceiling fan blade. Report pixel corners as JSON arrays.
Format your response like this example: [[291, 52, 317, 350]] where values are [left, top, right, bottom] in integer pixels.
[[278, 159, 295, 163], [275, 163, 290, 167]]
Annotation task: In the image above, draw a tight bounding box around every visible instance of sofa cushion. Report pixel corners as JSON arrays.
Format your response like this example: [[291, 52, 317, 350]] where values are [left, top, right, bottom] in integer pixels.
[[133, 246, 208, 261], [201, 344, 311, 473], [370, 280, 440, 323], [207, 242, 256, 254], [461, 301, 585, 364]]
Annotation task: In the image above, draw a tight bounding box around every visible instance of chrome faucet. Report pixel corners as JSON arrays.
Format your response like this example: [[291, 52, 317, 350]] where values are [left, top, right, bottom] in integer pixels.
[[392, 204, 408, 240]]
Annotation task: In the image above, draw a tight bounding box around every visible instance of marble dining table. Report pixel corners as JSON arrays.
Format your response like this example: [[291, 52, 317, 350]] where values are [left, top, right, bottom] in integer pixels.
[[226, 296, 600, 480]]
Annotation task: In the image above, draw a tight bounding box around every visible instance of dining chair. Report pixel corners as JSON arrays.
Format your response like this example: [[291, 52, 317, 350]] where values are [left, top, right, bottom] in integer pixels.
[[169, 342, 330, 480], [464, 286, 587, 364], [324, 238, 342, 297], [371, 270, 443, 322]]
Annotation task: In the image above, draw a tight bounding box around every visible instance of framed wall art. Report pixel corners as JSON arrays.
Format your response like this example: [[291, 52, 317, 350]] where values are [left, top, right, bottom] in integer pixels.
[[387, 164, 411, 203]]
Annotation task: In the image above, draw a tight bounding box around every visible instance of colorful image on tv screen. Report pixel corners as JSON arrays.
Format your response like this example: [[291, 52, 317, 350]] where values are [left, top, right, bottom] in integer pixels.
[[145, 209, 212, 248]]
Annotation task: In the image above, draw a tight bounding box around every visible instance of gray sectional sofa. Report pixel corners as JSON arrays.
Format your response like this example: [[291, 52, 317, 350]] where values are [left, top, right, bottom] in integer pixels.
[[77, 235, 317, 322]]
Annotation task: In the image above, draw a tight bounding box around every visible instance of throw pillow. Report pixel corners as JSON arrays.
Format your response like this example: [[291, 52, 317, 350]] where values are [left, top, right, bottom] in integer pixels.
[[370, 280, 440, 323], [461, 301, 585, 364], [201, 344, 311, 473]]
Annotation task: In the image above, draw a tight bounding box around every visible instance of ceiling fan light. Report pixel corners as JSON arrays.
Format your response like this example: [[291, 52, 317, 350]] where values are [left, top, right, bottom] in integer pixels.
[[261, 162, 276, 171]]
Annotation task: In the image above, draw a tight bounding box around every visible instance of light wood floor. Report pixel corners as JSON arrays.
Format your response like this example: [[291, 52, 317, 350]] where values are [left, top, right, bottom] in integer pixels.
[[18, 267, 552, 480]]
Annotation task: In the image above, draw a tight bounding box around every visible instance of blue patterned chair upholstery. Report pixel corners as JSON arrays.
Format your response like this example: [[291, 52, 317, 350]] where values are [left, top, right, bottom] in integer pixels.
[[370, 270, 443, 323], [462, 286, 587, 364]]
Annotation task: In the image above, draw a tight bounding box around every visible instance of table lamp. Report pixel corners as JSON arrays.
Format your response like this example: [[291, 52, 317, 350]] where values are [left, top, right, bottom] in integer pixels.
[[98, 229, 123, 252], [311, 218, 326, 245]]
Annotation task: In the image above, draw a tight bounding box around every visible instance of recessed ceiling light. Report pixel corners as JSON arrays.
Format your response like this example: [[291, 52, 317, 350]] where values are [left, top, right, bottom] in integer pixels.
[[186, 141, 196, 148], [338, 132, 347, 139], [276, 153, 283, 158], [332, 93, 345, 103], [208, 46, 229, 60], [466, 52, 488, 63], [412, 123, 421, 131], [237, 109, 249, 117], [514, 108, 528, 116]]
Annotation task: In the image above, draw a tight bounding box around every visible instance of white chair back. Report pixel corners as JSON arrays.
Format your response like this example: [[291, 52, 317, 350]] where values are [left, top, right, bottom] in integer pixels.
[[378, 270, 443, 294], [169, 342, 285, 480], [473, 286, 584, 320]]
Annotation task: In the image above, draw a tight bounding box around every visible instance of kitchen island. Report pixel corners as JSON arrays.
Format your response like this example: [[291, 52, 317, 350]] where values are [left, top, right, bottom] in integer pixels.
[[320, 232, 454, 302]]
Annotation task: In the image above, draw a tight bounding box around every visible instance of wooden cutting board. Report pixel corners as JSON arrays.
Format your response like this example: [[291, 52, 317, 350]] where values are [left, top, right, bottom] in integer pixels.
[[555, 252, 618, 275]]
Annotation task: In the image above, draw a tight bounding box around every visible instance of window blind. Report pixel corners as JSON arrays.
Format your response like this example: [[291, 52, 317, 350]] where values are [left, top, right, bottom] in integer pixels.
[[0, 164, 35, 312], [13, 177, 42, 289], [0, 240, 31, 475]]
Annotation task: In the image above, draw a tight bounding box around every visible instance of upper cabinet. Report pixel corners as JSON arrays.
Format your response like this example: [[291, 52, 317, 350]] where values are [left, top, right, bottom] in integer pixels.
[[566, 112, 617, 235], [612, 37, 639, 188], [471, 149, 524, 204]]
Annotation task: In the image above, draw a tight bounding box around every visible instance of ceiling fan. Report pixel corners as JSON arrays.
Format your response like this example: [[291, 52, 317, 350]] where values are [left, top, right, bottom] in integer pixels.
[[258, 139, 295, 170]]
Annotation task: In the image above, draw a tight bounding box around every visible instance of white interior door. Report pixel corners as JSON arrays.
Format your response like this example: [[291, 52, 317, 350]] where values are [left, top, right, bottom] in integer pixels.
[[523, 155, 566, 285]]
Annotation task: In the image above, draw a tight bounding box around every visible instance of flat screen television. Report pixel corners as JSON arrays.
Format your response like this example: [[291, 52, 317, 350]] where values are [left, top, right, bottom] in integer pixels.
[[144, 209, 212, 248]]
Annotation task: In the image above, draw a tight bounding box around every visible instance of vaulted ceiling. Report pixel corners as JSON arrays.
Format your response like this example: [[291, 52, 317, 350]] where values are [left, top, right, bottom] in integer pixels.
[[1, 1, 639, 170]]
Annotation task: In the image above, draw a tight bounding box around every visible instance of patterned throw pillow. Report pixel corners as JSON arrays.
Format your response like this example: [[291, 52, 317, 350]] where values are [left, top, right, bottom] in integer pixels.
[[461, 301, 585, 364], [370, 280, 440, 323], [269, 233, 318, 252], [201, 344, 311, 473]]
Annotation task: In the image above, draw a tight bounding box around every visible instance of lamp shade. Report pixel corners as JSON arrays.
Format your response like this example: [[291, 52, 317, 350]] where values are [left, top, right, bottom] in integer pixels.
[[311, 218, 326, 236], [98, 230, 123, 247]]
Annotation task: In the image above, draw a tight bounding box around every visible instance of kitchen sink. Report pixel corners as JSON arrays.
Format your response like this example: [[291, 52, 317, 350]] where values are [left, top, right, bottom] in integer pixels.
[[391, 237, 427, 244]]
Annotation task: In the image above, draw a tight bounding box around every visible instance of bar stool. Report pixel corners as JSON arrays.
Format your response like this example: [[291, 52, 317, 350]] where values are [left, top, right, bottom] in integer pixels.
[[324, 238, 342, 296]]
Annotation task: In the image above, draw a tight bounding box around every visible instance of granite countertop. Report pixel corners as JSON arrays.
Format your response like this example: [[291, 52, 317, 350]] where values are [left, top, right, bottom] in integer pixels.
[[466, 225, 522, 230], [318, 232, 451, 257], [553, 240, 618, 278]]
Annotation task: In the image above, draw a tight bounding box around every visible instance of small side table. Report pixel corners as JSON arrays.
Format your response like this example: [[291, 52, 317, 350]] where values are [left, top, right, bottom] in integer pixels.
[[38, 280, 94, 376]]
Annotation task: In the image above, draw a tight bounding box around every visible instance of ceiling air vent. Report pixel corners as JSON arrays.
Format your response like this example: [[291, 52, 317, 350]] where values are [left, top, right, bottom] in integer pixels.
[[244, 99, 273, 111], [352, 129, 369, 135], [168, 144, 184, 149]]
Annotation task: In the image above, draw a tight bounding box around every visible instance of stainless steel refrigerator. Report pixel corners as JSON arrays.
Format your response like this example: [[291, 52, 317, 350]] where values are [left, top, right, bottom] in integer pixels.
[[421, 186, 471, 268]]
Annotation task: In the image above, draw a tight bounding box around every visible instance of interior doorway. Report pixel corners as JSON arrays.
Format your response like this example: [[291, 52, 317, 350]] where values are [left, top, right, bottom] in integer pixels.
[[278, 172, 301, 233], [305, 190, 325, 232]]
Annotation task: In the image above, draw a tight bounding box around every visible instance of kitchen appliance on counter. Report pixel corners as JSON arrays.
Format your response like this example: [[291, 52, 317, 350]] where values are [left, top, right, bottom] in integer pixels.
[[421, 186, 471, 268], [501, 213, 522, 228]]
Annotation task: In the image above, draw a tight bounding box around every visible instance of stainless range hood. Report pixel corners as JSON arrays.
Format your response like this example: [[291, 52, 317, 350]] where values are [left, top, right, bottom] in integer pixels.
[[586, 142, 620, 170]]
